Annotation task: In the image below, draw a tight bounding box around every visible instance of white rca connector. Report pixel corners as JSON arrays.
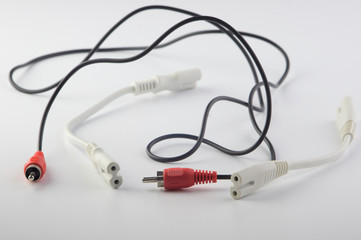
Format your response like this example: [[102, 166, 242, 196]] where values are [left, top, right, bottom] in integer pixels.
[[230, 161, 288, 199], [85, 143, 122, 188]]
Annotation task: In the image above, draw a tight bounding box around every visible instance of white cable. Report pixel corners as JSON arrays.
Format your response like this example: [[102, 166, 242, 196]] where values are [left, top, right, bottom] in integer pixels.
[[64, 68, 201, 188], [64, 86, 134, 188], [65, 68, 201, 148], [288, 96, 356, 170], [231, 97, 356, 199], [65, 86, 135, 149], [287, 135, 351, 170]]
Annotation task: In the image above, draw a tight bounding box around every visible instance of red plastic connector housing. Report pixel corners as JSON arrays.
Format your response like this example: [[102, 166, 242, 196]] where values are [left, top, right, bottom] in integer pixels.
[[24, 151, 46, 182], [143, 168, 231, 190], [163, 168, 217, 190], [143, 167, 230, 190]]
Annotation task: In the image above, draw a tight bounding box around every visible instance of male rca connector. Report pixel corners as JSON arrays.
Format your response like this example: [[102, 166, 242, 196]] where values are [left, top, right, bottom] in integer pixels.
[[143, 167, 230, 190], [24, 151, 46, 182]]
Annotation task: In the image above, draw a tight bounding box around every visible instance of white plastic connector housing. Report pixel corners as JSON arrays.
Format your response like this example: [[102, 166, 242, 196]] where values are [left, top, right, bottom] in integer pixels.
[[337, 97, 356, 142], [133, 68, 201, 95], [85, 143, 122, 188], [230, 161, 288, 199]]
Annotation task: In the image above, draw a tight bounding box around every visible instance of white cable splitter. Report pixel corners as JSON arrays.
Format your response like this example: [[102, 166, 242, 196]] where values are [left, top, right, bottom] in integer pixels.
[[230, 97, 356, 199]]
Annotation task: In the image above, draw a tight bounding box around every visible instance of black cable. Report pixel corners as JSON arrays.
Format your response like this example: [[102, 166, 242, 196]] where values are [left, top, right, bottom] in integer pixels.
[[9, 30, 289, 107], [9, 30, 283, 101], [147, 34, 289, 161], [9, 6, 289, 164], [39, 16, 272, 158], [10, 5, 265, 115], [9, 32, 288, 161], [146, 96, 272, 162], [9, 31, 288, 160], [147, 32, 290, 162], [217, 175, 232, 180], [10, 5, 254, 95], [9, 31, 253, 94]]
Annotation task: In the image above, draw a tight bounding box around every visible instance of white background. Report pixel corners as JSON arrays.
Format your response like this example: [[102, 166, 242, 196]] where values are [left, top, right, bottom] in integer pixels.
[[1, 0, 360, 239]]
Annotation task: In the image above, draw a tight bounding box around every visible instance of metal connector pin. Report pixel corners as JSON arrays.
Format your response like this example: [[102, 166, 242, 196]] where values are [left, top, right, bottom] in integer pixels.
[[142, 171, 164, 187], [28, 172, 36, 182], [142, 177, 160, 182]]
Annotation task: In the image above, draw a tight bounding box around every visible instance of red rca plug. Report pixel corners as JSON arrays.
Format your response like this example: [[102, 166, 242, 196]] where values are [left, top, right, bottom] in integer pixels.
[[142, 168, 230, 190], [24, 151, 46, 182]]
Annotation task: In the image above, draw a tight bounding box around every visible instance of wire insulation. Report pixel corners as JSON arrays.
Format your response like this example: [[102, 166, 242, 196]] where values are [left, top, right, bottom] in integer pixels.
[[287, 135, 352, 170], [9, 5, 290, 164], [65, 86, 135, 149]]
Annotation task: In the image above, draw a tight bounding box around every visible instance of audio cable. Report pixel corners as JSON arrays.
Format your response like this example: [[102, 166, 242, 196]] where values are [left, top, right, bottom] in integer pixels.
[[64, 68, 355, 197], [9, 5, 356, 199], [11, 5, 288, 183]]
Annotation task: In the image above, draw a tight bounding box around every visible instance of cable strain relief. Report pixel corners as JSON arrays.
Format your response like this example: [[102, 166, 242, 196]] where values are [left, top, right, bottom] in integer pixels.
[[339, 120, 356, 142], [194, 170, 217, 184], [337, 97, 356, 142], [133, 77, 158, 95], [261, 161, 289, 184], [85, 143, 98, 158], [274, 161, 288, 179]]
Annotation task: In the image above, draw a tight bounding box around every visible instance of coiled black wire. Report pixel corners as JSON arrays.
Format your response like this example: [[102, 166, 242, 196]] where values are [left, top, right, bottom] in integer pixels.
[[9, 5, 289, 162]]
